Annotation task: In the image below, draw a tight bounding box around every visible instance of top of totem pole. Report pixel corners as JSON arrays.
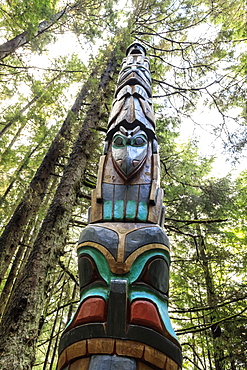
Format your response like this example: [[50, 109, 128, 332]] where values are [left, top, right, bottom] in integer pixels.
[[106, 41, 155, 143], [126, 42, 147, 56]]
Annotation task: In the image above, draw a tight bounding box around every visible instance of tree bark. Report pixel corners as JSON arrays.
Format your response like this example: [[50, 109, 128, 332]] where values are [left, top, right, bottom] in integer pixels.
[[0, 51, 117, 370], [0, 244, 25, 318], [0, 67, 99, 284]]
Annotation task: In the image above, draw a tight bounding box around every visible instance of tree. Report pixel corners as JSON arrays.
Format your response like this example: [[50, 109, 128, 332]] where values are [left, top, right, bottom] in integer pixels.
[[0, 0, 246, 368], [0, 42, 121, 368], [158, 135, 247, 369]]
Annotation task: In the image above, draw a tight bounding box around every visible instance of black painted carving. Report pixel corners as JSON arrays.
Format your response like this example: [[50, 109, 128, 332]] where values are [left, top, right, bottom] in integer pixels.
[[106, 279, 128, 337]]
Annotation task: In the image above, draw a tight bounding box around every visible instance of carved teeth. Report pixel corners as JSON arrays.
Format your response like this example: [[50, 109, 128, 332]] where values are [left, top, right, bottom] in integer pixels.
[[132, 160, 140, 167], [116, 159, 123, 167]]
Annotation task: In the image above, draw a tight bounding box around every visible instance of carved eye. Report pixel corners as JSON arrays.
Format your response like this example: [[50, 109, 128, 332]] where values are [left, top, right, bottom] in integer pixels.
[[113, 136, 125, 147], [132, 136, 147, 146], [78, 255, 102, 289], [138, 258, 169, 295], [137, 66, 151, 81]]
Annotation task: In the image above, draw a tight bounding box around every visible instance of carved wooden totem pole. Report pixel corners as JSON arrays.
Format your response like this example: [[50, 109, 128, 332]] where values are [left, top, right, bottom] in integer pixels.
[[57, 43, 182, 370]]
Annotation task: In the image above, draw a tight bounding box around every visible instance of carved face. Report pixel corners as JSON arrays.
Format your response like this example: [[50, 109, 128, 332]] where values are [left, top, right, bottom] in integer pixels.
[[58, 224, 182, 369], [118, 63, 152, 86], [112, 127, 148, 180], [66, 245, 172, 333]]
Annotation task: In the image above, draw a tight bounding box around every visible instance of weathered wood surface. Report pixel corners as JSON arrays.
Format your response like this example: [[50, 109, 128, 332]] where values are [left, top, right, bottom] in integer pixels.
[[57, 42, 182, 370]]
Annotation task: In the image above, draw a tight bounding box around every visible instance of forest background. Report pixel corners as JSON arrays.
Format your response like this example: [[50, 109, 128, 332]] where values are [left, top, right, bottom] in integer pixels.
[[0, 0, 246, 369]]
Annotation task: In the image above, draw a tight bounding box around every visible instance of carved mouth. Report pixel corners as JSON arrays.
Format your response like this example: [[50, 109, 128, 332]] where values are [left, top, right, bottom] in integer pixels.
[[59, 296, 182, 369]]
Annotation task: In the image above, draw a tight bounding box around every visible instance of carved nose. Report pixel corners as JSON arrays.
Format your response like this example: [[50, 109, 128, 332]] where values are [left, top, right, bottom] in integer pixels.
[[106, 279, 128, 337], [115, 155, 133, 176]]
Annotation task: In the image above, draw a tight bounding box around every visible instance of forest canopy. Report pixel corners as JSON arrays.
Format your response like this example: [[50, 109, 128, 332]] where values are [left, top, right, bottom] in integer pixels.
[[0, 0, 246, 369]]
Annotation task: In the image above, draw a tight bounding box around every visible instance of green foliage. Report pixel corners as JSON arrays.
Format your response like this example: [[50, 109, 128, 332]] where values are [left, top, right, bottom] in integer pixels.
[[0, 0, 58, 35], [0, 0, 246, 368], [151, 112, 246, 368]]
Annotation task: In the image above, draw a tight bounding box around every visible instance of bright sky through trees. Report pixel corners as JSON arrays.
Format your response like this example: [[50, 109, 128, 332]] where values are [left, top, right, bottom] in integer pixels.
[[8, 18, 246, 178]]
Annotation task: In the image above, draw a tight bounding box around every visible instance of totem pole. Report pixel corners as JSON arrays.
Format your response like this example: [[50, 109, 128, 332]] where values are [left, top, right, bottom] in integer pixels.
[[57, 43, 182, 370]]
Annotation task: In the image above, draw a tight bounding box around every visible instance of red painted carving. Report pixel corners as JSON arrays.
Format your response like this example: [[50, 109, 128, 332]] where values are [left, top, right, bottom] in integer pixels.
[[66, 297, 107, 331], [130, 299, 163, 333]]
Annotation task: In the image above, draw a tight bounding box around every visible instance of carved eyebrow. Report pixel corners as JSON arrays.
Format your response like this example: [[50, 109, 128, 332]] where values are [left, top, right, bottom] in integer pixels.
[[119, 126, 128, 135], [118, 126, 141, 137], [132, 126, 141, 135]]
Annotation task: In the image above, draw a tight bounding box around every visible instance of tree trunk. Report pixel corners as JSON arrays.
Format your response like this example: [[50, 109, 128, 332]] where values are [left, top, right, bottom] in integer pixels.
[[0, 51, 117, 370], [194, 224, 224, 370], [0, 66, 99, 284], [42, 279, 66, 370]]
